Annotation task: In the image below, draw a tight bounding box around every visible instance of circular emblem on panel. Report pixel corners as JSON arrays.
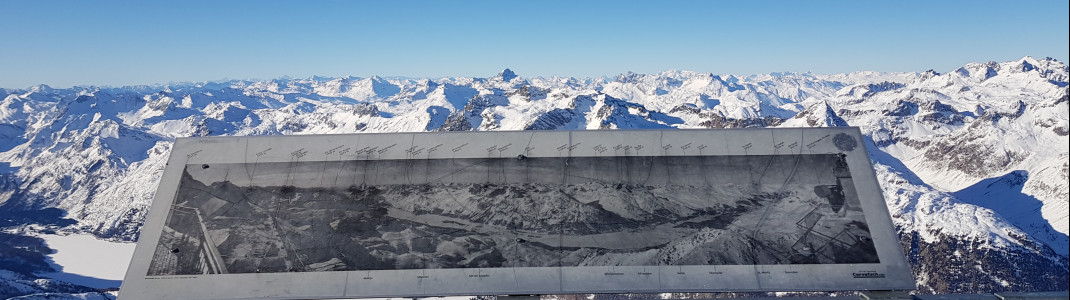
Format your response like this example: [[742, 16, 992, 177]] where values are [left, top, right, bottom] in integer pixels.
[[832, 133, 858, 152]]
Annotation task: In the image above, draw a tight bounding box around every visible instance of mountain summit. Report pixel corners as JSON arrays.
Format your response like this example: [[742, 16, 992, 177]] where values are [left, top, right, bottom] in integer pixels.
[[497, 68, 518, 81], [779, 101, 848, 127]]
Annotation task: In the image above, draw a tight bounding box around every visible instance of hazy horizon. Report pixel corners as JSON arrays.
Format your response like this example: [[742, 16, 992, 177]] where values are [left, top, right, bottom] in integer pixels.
[[2, 0, 1067, 88]]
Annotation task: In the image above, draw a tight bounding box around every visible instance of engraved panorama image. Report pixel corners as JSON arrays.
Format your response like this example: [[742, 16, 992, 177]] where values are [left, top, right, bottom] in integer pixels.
[[147, 151, 878, 276]]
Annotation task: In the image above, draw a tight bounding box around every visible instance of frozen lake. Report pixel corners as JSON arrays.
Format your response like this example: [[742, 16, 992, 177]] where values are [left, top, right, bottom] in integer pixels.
[[38, 233, 137, 289]]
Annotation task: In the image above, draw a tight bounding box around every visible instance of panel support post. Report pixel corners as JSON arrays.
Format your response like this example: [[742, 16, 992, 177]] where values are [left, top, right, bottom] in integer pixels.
[[498, 295, 542, 300], [860, 290, 912, 300]]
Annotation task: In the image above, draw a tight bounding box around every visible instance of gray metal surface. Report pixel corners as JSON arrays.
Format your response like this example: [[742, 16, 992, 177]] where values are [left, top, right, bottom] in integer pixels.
[[994, 291, 1070, 300], [120, 128, 914, 299]]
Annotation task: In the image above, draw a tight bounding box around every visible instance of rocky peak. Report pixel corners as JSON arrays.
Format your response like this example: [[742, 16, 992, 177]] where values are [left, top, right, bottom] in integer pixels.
[[497, 68, 518, 82]]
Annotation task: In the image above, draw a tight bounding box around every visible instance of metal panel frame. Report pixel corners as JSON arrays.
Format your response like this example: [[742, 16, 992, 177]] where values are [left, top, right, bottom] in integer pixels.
[[120, 128, 914, 299]]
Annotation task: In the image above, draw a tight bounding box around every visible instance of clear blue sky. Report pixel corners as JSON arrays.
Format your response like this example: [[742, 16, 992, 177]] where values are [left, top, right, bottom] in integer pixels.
[[2, 0, 1067, 88]]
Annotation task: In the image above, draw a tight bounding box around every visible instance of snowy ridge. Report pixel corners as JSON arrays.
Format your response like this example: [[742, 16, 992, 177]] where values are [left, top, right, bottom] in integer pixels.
[[0, 269, 103, 299], [778, 101, 848, 127], [826, 57, 1069, 255], [0, 57, 1068, 294]]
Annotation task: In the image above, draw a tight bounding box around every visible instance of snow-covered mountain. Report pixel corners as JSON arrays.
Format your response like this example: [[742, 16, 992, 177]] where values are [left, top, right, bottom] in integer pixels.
[[0, 57, 1066, 295]]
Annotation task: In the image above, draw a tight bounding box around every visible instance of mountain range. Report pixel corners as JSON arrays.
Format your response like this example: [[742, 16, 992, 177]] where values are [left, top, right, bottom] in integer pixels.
[[0, 56, 1067, 297]]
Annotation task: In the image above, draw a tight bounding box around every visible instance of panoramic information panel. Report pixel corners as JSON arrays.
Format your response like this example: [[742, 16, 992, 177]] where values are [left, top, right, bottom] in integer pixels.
[[121, 128, 914, 299]]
